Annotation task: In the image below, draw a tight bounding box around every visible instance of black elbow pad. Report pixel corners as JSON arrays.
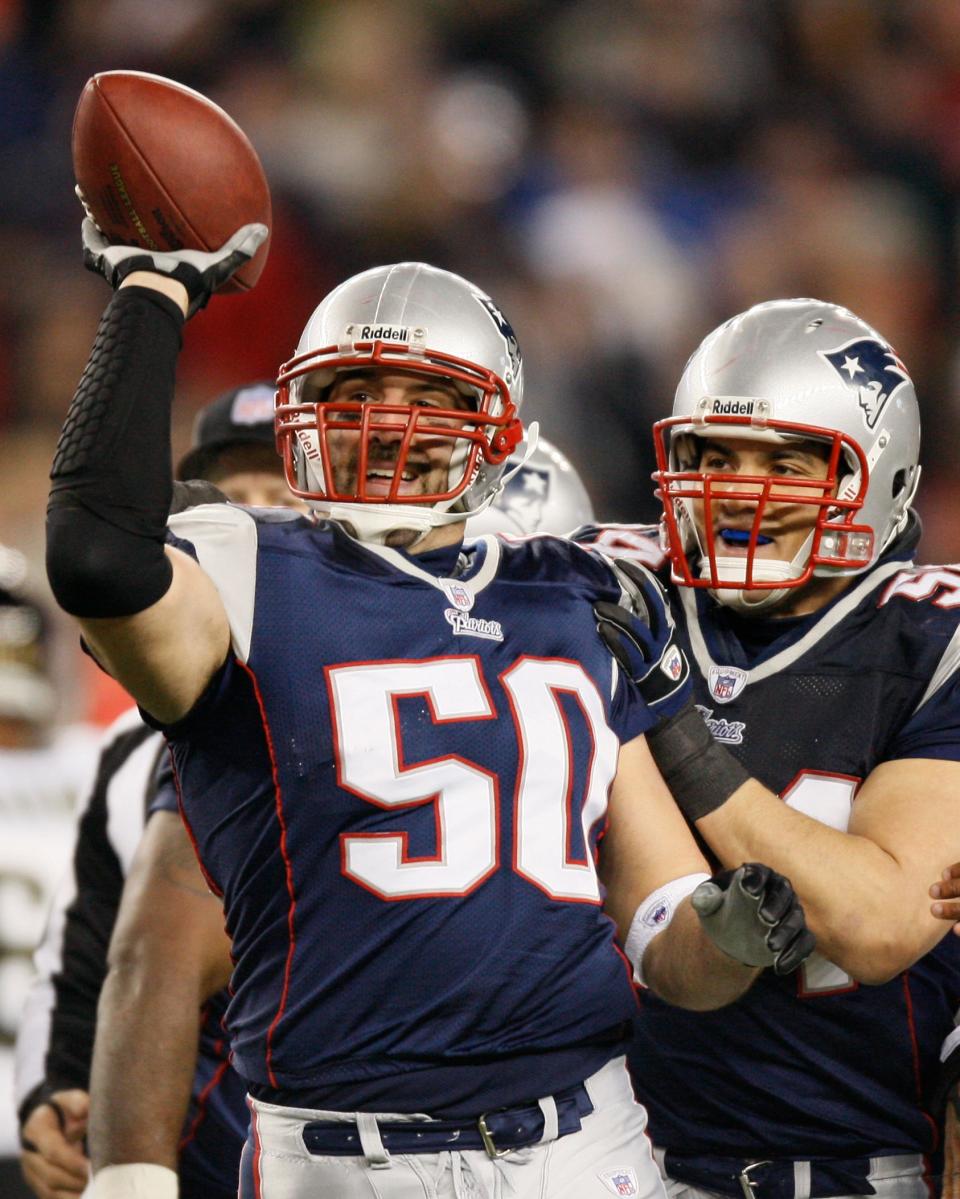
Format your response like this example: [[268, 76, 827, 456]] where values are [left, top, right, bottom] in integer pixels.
[[46, 501, 173, 617]]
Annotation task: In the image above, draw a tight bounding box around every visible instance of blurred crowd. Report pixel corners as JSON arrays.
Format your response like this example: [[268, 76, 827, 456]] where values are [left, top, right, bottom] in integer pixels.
[[3, 0, 960, 715]]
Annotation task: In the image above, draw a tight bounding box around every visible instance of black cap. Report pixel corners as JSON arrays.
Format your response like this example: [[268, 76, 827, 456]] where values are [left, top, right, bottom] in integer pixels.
[[176, 381, 278, 481]]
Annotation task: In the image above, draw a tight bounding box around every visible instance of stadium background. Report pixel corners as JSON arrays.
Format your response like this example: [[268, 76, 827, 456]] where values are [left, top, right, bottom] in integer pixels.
[[2, 1, 960, 1194]]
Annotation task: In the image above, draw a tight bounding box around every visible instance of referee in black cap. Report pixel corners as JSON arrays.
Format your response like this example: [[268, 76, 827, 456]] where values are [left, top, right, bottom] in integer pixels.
[[174, 380, 298, 510]]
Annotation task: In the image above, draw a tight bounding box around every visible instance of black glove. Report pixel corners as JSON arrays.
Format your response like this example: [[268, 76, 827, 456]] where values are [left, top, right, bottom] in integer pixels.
[[81, 217, 269, 318], [692, 863, 815, 975], [594, 558, 690, 717]]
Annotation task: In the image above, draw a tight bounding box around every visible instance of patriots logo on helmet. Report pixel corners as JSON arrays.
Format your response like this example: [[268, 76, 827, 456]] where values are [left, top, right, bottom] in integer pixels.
[[497, 465, 550, 533], [477, 294, 522, 380], [819, 339, 911, 430]]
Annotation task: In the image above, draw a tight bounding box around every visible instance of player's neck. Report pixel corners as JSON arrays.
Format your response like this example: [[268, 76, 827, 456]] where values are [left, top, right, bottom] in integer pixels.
[[762, 573, 852, 618]]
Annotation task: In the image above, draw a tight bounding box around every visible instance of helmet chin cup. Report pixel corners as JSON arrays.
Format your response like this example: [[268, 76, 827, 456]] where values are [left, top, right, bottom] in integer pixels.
[[702, 537, 811, 614], [310, 500, 467, 549]]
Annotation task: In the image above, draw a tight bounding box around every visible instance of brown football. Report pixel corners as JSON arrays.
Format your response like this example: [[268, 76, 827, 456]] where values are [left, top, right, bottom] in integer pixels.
[[71, 70, 271, 293]]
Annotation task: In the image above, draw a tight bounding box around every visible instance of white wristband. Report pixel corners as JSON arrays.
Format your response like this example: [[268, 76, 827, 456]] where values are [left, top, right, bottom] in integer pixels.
[[625, 872, 710, 987], [90, 1164, 179, 1199]]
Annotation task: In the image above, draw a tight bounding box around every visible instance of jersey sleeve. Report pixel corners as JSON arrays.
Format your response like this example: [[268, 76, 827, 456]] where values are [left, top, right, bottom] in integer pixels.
[[885, 667, 960, 762], [148, 748, 179, 816], [571, 522, 668, 569], [167, 503, 260, 663]]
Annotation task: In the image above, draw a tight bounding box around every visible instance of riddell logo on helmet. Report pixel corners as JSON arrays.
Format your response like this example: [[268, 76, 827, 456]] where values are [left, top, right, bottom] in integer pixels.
[[708, 399, 756, 416], [357, 324, 410, 343]]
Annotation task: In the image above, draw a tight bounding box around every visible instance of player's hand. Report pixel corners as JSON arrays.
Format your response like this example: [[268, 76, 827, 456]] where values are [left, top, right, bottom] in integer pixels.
[[930, 862, 960, 932], [81, 217, 269, 317], [20, 1089, 90, 1199], [594, 558, 690, 717], [692, 863, 815, 976]]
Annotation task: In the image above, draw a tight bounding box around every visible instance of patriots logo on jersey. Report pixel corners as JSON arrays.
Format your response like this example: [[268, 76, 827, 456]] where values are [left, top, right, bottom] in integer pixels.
[[696, 705, 746, 746], [819, 338, 911, 430]]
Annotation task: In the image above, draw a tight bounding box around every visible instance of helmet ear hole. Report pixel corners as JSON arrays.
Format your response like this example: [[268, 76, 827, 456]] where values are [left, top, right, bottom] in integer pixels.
[[891, 468, 906, 499]]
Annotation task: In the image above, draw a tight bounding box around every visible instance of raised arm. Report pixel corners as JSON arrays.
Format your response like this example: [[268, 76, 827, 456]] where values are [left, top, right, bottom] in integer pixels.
[[45, 225, 265, 723]]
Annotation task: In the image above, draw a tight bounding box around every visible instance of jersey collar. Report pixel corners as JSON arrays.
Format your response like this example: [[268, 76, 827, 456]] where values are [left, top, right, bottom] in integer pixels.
[[683, 554, 911, 690], [359, 533, 502, 602]]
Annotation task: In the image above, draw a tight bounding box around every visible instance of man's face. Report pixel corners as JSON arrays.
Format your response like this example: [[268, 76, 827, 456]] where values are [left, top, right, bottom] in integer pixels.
[[693, 435, 834, 571], [311, 369, 474, 501]]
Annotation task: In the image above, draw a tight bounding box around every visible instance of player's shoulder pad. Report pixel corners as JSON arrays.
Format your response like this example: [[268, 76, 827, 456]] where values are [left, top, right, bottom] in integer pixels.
[[495, 531, 626, 599], [875, 562, 960, 705], [876, 563, 960, 626], [608, 557, 672, 620], [167, 503, 268, 664], [571, 522, 668, 572]]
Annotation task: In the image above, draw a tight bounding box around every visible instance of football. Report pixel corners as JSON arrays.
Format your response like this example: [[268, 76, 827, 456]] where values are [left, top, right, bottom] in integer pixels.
[[71, 70, 271, 293]]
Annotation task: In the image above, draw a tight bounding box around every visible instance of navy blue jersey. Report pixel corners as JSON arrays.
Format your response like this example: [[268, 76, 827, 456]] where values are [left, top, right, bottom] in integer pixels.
[[160, 510, 656, 1116], [574, 520, 960, 1159]]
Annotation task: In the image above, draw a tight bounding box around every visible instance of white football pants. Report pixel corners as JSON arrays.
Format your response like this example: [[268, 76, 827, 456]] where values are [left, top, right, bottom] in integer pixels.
[[655, 1150, 930, 1199], [239, 1056, 665, 1199]]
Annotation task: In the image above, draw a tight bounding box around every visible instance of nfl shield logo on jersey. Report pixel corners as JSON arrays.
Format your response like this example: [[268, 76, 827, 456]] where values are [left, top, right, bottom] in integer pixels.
[[708, 665, 748, 704], [441, 579, 474, 611], [600, 1167, 639, 1196]]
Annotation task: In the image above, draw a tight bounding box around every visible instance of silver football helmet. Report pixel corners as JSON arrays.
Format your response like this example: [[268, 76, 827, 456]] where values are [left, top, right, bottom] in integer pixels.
[[653, 298, 921, 613], [465, 435, 594, 537], [275, 262, 524, 545]]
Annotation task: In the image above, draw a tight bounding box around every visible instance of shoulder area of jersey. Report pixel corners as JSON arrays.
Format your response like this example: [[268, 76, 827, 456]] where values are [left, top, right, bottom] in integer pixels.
[[874, 562, 960, 629], [569, 522, 668, 571], [168, 502, 307, 537], [491, 529, 628, 593]]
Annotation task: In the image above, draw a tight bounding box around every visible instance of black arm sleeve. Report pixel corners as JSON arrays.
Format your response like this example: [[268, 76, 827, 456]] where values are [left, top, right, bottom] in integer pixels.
[[46, 286, 184, 617]]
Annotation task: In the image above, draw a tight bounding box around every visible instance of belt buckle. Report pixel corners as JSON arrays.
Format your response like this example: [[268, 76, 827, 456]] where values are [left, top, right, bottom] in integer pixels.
[[738, 1160, 772, 1199], [477, 1112, 512, 1159]]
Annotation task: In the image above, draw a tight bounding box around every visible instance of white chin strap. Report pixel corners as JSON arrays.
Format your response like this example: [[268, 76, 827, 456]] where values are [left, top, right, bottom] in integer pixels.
[[309, 499, 465, 547], [310, 422, 540, 549], [705, 531, 814, 614]]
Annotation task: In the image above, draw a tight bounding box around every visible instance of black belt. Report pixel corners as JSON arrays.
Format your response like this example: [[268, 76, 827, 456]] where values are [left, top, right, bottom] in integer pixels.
[[302, 1082, 593, 1159], [662, 1152, 881, 1199]]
